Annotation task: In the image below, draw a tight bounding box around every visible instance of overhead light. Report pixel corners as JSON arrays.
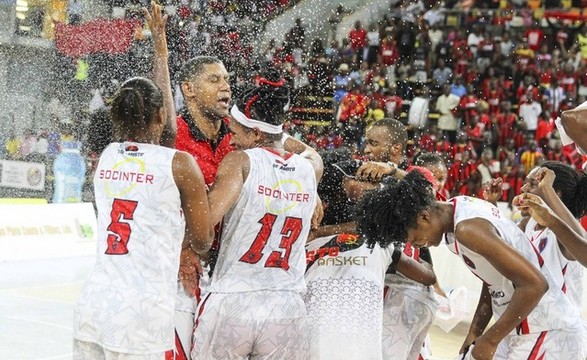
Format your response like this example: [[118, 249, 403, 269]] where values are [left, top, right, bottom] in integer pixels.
[[16, 0, 27, 6], [16, 5, 29, 12], [19, 25, 31, 31], [16, 12, 26, 20]]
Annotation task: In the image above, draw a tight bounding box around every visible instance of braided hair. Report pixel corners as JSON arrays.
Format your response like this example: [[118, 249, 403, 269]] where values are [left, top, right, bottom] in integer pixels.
[[234, 68, 290, 129], [540, 161, 587, 219], [110, 77, 163, 139], [355, 171, 436, 248]]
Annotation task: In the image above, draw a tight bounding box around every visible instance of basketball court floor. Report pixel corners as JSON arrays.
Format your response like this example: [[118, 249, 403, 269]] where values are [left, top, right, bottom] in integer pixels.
[[1, 255, 584, 360], [0, 256, 470, 360]]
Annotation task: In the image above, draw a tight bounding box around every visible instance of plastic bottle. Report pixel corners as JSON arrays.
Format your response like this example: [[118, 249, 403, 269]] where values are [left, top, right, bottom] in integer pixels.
[[52, 141, 86, 203]]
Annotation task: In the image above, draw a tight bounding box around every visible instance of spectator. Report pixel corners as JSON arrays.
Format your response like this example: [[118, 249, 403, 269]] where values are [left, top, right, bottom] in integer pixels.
[[520, 139, 543, 174], [365, 23, 380, 66], [432, 58, 453, 89], [68, 0, 83, 25], [519, 91, 543, 136], [349, 21, 367, 59], [476, 147, 500, 185], [436, 84, 461, 143]]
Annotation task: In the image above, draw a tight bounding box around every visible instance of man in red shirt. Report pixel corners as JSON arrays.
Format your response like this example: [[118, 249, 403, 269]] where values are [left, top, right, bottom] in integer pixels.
[[176, 56, 234, 187], [170, 55, 323, 359], [349, 20, 367, 54]]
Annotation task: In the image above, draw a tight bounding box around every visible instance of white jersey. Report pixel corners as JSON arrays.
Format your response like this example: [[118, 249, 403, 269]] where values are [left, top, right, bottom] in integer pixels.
[[445, 196, 581, 334], [304, 234, 394, 360], [73, 142, 185, 354], [382, 243, 436, 360], [525, 217, 584, 310], [207, 148, 317, 293]]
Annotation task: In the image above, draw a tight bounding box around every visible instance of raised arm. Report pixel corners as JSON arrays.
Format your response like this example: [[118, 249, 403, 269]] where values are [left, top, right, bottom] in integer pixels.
[[514, 192, 587, 266], [560, 103, 587, 151], [282, 134, 324, 181], [456, 218, 548, 360], [145, 2, 176, 148], [207, 150, 249, 227]]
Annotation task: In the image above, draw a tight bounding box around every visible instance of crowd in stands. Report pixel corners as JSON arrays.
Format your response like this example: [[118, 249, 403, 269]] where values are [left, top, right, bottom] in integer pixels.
[[261, 0, 587, 204], [8, 0, 587, 204]]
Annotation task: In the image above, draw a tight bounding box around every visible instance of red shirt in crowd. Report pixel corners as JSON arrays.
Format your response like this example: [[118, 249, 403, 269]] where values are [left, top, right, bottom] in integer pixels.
[[349, 27, 367, 50]]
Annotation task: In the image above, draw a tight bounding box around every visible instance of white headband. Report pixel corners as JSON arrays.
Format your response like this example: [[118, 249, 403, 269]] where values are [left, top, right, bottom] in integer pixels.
[[230, 105, 283, 135]]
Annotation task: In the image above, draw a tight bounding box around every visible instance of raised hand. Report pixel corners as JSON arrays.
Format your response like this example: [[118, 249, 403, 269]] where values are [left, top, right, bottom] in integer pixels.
[[482, 177, 503, 205], [143, 1, 169, 56], [513, 192, 555, 228]]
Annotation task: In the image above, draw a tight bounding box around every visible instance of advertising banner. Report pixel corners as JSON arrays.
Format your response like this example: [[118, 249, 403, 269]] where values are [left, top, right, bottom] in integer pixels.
[[0, 160, 46, 191]]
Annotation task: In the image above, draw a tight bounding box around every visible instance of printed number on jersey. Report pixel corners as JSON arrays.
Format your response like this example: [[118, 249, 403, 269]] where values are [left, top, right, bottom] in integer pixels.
[[239, 213, 302, 270], [105, 198, 138, 255]]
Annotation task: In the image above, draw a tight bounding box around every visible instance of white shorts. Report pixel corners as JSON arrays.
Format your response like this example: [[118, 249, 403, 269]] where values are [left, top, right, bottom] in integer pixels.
[[494, 326, 586, 360], [174, 310, 194, 360], [381, 285, 437, 360], [73, 339, 172, 360], [191, 290, 309, 360]]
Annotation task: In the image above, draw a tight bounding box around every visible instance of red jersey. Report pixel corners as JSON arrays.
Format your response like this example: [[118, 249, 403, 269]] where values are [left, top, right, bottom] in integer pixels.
[[175, 109, 234, 186]]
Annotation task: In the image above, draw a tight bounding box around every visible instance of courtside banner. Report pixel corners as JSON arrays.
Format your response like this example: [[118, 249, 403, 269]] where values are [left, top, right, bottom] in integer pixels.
[[0, 160, 46, 191], [0, 203, 97, 262]]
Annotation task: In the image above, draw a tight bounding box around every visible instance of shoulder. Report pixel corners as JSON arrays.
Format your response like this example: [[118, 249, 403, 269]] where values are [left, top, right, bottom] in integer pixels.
[[220, 150, 250, 168]]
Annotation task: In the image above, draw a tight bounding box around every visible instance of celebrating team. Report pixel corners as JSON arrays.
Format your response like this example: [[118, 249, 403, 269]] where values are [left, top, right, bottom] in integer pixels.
[[72, 3, 586, 360]]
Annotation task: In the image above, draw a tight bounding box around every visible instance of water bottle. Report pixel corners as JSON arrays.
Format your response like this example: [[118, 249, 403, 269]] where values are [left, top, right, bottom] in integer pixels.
[[52, 141, 86, 203]]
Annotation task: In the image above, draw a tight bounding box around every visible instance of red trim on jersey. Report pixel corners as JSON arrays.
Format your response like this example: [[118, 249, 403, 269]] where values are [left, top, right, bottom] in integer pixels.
[[561, 264, 568, 293], [165, 350, 174, 360], [527, 331, 547, 360], [192, 293, 211, 354], [529, 240, 545, 268], [174, 329, 188, 360], [260, 147, 294, 160], [516, 317, 530, 335], [383, 285, 389, 299]]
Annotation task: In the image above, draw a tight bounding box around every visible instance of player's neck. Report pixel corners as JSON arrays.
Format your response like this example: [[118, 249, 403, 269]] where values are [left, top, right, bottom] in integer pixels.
[[188, 105, 223, 141]]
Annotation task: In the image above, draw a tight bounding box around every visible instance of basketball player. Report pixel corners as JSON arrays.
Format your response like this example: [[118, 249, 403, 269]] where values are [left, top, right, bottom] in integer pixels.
[[304, 150, 437, 360], [190, 70, 321, 360], [356, 171, 585, 360], [340, 120, 442, 360], [163, 42, 323, 360], [72, 5, 212, 359]]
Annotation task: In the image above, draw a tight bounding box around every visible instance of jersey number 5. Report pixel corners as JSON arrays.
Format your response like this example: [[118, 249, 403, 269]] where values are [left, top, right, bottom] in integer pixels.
[[239, 213, 303, 270], [105, 198, 138, 255]]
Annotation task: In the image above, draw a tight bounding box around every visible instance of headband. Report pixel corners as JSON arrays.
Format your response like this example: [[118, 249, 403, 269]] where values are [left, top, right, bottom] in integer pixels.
[[230, 105, 283, 134]]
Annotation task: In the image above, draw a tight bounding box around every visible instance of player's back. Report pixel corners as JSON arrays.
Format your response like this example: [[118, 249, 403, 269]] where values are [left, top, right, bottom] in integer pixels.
[[74, 142, 185, 352], [208, 148, 317, 294], [445, 196, 581, 334], [305, 234, 393, 360]]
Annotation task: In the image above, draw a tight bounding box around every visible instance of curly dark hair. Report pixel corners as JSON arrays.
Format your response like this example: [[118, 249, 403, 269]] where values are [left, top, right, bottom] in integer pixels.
[[540, 161, 587, 218], [234, 68, 290, 128], [355, 171, 436, 248], [317, 147, 355, 225]]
